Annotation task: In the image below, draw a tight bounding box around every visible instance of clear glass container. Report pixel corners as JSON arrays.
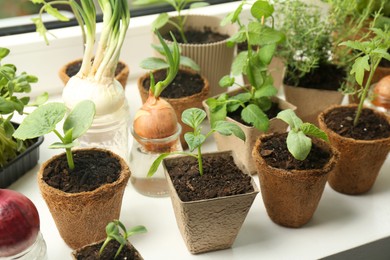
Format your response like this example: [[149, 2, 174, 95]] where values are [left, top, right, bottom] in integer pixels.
[[130, 124, 182, 197], [78, 100, 130, 162], [2, 232, 47, 260]]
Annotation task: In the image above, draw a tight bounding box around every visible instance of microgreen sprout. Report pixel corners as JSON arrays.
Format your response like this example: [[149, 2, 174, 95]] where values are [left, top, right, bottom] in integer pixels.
[[148, 108, 245, 176]]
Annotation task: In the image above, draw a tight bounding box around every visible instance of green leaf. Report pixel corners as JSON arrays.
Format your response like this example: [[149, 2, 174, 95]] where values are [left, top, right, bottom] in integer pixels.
[[241, 104, 269, 131], [133, 0, 161, 5], [257, 27, 285, 45], [286, 130, 312, 161], [226, 29, 246, 46], [126, 225, 147, 237], [206, 98, 227, 126], [48, 141, 78, 149], [247, 22, 262, 45], [0, 48, 9, 60], [254, 85, 277, 98], [63, 100, 96, 140], [105, 222, 119, 235], [3, 119, 15, 137], [231, 51, 248, 76], [152, 13, 169, 30], [221, 3, 243, 26], [372, 48, 390, 61], [300, 123, 329, 142], [29, 92, 49, 106], [0, 97, 16, 114], [227, 92, 251, 112], [276, 109, 303, 130], [45, 5, 69, 22], [63, 128, 74, 144], [31, 17, 49, 44], [213, 121, 245, 142], [184, 132, 206, 151], [139, 57, 169, 70], [218, 75, 235, 87], [13, 102, 67, 140], [179, 56, 200, 71], [258, 44, 276, 65], [339, 40, 366, 52], [181, 108, 206, 129], [189, 2, 209, 9], [251, 0, 274, 19], [351, 55, 370, 86], [31, 0, 45, 3], [147, 153, 171, 177], [151, 43, 175, 56]]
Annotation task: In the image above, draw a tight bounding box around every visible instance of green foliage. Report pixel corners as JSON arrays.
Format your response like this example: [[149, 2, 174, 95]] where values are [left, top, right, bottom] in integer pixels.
[[13, 100, 96, 170], [99, 220, 147, 259], [277, 109, 328, 161], [339, 26, 390, 126], [148, 108, 245, 177], [0, 47, 47, 168], [206, 0, 284, 132], [133, 0, 209, 43]]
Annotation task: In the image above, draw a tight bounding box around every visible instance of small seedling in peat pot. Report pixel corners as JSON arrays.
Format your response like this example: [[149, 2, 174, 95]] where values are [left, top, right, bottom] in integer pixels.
[[148, 107, 245, 176], [12, 100, 96, 170], [276, 109, 329, 160], [99, 220, 147, 259]]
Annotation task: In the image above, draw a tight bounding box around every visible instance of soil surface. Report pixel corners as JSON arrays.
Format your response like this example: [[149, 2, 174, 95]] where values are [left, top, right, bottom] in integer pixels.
[[323, 106, 390, 140], [74, 240, 142, 260], [164, 27, 229, 44], [227, 101, 281, 127], [259, 133, 331, 170], [142, 69, 204, 98], [66, 60, 125, 78], [164, 153, 254, 202], [42, 150, 121, 193], [284, 63, 346, 90]]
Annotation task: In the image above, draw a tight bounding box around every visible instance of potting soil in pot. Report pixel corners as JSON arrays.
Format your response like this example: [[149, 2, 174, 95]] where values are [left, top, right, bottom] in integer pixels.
[[164, 27, 229, 44], [74, 240, 142, 260]]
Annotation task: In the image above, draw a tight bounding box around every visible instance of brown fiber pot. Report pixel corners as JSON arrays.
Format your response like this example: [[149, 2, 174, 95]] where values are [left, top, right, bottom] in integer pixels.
[[252, 133, 339, 228], [137, 69, 209, 149], [155, 15, 237, 97], [58, 59, 129, 89], [203, 89, 296, 175], [162, 151, 259, 254], [38, 148, 130, 249], [318, 105, 390, 195]]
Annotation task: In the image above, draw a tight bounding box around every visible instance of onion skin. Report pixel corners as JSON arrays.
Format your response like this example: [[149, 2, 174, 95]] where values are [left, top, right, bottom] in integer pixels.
[[372, 75, 390, 109], [0, 189, 40, 257], [133, 93, 179, 153]]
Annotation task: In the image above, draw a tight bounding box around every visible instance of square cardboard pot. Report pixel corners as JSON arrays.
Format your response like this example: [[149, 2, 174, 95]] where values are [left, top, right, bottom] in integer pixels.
[[162, 151, 259, 254]]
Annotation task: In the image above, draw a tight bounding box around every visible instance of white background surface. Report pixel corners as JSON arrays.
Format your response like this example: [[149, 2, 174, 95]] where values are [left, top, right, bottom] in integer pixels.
[[3, 1, 390, 259]]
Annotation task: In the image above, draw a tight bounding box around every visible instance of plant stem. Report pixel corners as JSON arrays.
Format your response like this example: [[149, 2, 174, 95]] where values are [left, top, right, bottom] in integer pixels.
[[53, 129, 75, 170], [353, 58, 381, 126], [197, 146, 203, 176]]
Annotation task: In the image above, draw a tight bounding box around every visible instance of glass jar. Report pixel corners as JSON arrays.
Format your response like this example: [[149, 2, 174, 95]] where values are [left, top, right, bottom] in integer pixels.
[[2, 232, 47, 260], [130, 124, 182, 197]]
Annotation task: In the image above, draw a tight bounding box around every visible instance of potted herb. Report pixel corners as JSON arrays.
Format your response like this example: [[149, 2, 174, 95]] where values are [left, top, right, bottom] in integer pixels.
[[0, 47, 47, 188], [13, 100, 131, 249], [204, 0, 295, 175], [274, 0, 346, 125], [134, 0, 237, 97], [72, 220, 146, 260], [137, 31, 209, 149], [252, 109, 339, 227], [318, 26, 390, 195], [148, 108, 258, 254], [31, 0, 131, 160]]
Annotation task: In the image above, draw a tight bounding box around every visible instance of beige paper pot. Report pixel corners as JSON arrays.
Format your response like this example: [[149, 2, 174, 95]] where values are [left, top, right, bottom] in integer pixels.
[[283, 84, 344, 125], [137, 69, 209, 149], [252, 133, 339, 228], [155, 15, 237, 97], [58, 59, 129, 89], [203, 89, 296, 175], [162, 151, 259, 254], [318, 105, 390, 195], [38, 148, 130, 249]]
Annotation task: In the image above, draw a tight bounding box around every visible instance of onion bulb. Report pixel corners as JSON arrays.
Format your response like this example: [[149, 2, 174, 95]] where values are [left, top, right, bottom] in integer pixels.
[[0, 189, 40, 257], [133, 92, 179, 153], [372, 75, 390, 109]]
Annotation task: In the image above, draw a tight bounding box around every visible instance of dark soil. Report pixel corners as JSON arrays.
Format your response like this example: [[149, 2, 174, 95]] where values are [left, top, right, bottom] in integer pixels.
[[74, 240, 142, 260], [227, 101, 281, 127], [284, 63, 346, 90], [42, 150, 121, 193], [259, 133, 331, 170], [66, 60, 125, 78], [164, 153, 254, 202], [142, 69, 204, 98], [379, 57, 390, 68], [323, 106, 390, 140], [164, 27, 229, 44]]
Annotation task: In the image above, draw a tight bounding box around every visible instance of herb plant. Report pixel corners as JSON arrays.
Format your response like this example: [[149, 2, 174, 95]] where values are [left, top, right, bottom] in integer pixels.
[[99, 220, 147, 259], [0, 47, 48, 168], [340, 26, 390, 126], [13, 100, 96, 170], [133, 0, 209, 43], [276, 109, 329, 161], [148, 108, 245, 176], [206, 0, 285, 132]]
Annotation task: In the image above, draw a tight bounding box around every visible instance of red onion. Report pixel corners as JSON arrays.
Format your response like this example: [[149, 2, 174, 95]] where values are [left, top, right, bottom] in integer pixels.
[[0, 189, 40, 257]]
